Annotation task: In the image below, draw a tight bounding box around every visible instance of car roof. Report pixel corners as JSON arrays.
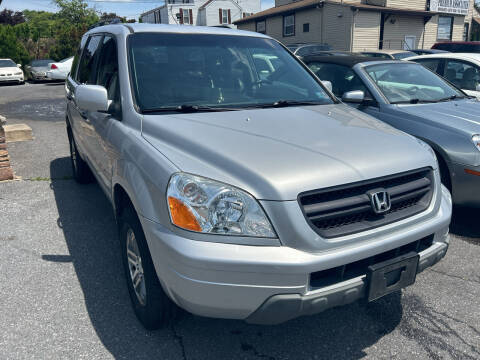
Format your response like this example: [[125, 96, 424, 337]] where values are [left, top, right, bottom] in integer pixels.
[[87, 23, 271, 39], [434, 41, 480, 44], [362, 49, 413, 54], [406, 52, 480, 62], [0, 58, 14, 61], [301, 55, 388, 67]]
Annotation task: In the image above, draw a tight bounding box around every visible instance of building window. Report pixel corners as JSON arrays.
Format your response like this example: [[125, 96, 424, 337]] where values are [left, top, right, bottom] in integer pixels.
[[219, 8, 231, 24], [179, 8, 192, 25], [437, 16, 453, 40], [303, 23, 309, 32], [464, 23, 469, 41], [283, 14, 295, 37], [243, 12, 253, 18], [256, 20, 266, 33]]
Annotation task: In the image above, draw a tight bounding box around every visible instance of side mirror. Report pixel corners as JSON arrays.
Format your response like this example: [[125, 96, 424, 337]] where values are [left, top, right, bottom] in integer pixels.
[[17, 64, 21, 68], [321, 80, 333, 93], [476, 84, 480, 92], [75, 85, 109, 112], [342, 90, 365, 103]]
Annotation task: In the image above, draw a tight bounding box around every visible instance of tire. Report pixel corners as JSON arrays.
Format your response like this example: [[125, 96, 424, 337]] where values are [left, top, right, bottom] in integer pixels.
[[119, 206, 178, 330], [67, 128, 93, 184]]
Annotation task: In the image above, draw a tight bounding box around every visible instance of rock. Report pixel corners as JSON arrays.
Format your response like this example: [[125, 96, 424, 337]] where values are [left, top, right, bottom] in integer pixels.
[[0, 166, 13, 181], [4, 123, 33, 142]]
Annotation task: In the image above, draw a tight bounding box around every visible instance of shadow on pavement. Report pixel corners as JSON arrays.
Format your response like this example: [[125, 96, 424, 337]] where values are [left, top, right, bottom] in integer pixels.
[[49, 156, 403, 359], [449, 205, 480, 242]]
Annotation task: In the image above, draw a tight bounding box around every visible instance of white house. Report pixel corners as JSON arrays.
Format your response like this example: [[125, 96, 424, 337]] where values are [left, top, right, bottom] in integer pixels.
[[140, 0, 260, 27]]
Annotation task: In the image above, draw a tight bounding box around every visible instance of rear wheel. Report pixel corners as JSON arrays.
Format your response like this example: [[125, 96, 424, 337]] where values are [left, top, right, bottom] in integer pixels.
[[67, 128, 93, 184], [119, 206, 178, 330]]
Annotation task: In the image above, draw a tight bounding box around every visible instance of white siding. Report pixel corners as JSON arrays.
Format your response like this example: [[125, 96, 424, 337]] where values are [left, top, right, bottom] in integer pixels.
[[352, 10, 381, 51], [382, 15, 425, 49], [386, 0, 427, 11], [323, 3, 352, 51], [423, 15, 438, 48], [204, 1, 242, 26]]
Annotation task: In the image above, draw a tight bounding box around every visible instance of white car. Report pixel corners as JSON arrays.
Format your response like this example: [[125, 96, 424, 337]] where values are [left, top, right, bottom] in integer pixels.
[[46, 56, 74, 80], [406, 53, 480, 99], [0, 58, 24, 84]]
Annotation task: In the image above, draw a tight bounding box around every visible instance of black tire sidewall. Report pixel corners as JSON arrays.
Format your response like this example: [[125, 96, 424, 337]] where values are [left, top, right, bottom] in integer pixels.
[[119, 207, 172, 330]]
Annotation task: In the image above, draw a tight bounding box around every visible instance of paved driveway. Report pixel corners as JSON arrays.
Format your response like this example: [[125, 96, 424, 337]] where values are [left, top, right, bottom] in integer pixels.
[[0, 82, 479, 359]]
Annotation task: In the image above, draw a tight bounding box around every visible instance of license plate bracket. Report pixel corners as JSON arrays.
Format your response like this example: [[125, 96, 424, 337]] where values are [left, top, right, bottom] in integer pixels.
[[367, 251, 419, 302]]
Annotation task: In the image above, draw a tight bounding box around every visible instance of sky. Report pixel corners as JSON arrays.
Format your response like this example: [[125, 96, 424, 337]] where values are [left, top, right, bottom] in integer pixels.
[[0, 0, 275, 20]]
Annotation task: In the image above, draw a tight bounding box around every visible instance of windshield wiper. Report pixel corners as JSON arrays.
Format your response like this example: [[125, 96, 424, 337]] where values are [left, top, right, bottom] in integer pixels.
[[141, 104, 240, 114], [391, 98, 439, 104], [436, 95, 465, 102], [260, 100, 326, 108]]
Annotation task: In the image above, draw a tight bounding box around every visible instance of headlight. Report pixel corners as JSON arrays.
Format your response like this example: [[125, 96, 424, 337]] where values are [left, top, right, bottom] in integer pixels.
[[14, 72, 22, 75], [167, 173, 276, 238], [472, 134, 480, 152]]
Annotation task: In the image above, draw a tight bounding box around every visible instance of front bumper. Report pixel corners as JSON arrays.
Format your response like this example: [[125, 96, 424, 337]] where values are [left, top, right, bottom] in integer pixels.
[[141, 186, 451, 324], [0, 75, 23, 83], [246, 241, 448, 324], [449, 161, 480, 207]]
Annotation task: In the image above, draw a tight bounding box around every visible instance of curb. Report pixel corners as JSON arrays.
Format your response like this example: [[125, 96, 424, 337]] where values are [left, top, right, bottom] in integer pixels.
[[0, 115, 14, 181]]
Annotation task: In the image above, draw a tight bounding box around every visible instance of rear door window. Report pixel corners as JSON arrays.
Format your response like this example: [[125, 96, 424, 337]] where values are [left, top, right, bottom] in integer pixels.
[[415, 58, 442, 73], [444, 59, 480, 91], [77, 35, 103, 84]]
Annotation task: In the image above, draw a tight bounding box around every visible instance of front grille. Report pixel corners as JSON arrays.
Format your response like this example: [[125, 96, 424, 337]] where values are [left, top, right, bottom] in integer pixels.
[[309, 235, 434, 290], [299, 168, 434, 238]]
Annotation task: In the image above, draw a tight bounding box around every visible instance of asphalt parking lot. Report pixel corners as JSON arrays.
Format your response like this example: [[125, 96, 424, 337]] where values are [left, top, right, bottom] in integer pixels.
[[0, 82, 479, 359]]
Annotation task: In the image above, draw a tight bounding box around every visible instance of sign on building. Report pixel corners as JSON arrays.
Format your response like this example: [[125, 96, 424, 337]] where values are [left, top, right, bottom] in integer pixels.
[[430, 0, 470, 15]]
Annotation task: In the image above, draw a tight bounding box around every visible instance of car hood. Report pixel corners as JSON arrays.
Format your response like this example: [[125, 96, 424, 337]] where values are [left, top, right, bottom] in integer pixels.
[[0, 67, 21, 74], [395, 98, 480, 135], [142, 104, 435, 200]]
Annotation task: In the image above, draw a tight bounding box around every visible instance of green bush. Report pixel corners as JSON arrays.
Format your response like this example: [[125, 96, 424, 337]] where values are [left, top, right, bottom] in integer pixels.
[[0, 25, 30, 64]]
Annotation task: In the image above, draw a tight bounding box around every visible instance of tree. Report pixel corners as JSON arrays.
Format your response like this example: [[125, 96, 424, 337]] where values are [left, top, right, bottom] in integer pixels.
[[0, 25, 30, 64], [0, 9, 25, 25], [47, 0, 98, 60], [53, 0, 98, 25], [100, 12, 126, 23]]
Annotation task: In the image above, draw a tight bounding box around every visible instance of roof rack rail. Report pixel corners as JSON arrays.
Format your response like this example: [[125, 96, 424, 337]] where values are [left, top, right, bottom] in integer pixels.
[[210, 25, 232, 29], [88, 17, 123, 30]]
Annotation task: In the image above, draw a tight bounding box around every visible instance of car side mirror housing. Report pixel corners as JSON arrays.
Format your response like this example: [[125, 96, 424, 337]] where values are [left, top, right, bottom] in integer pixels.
[[342, 90, 365, 103], [321, 80, 333, 93], [17, 64, 21, 68], [75, 85, 109, 113]]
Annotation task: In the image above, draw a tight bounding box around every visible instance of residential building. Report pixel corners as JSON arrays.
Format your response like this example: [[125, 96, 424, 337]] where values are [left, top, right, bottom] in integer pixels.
[[140, 0, 259, 27], [234, 0, 477, 51]]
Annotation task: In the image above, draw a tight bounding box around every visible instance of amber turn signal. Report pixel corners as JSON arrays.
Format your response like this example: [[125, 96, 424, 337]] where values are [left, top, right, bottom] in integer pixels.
[[168, 197, 202, 231]]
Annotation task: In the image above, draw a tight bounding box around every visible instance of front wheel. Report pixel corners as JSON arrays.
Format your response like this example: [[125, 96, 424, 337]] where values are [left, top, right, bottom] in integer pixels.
[[120, 206, 178, 330]]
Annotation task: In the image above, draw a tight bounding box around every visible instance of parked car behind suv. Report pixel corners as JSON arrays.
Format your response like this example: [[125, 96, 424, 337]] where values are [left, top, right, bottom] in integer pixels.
[[432, 41, 480, 53], [407, 53, 480, 99], [303, 55, 480, 207], [66, 24, 451, 329]]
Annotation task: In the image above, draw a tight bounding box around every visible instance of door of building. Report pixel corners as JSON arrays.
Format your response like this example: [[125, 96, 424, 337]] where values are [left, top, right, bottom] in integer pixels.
[[404, 36, 416, 50]]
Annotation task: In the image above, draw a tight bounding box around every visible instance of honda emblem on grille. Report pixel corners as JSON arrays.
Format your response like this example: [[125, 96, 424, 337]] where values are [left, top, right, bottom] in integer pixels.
[[368, 190, 391, 214]]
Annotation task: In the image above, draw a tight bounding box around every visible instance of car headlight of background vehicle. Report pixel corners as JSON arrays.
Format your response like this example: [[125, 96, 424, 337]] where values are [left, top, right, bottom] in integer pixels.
[[14, 72, 22, 75], [472, 134, 480, 152], [167, 173, 276, 238]]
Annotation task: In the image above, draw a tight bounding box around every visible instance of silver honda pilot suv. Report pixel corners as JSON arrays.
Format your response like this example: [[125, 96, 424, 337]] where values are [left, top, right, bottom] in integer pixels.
[[65, 24, 451, 329]]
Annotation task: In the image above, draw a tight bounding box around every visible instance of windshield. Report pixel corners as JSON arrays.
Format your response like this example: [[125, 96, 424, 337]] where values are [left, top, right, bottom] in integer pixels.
[[364, 62, 464, 104], [128, 33, 333, 112], [31, 60, 53, 67], [0, 59, 16, 68]]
